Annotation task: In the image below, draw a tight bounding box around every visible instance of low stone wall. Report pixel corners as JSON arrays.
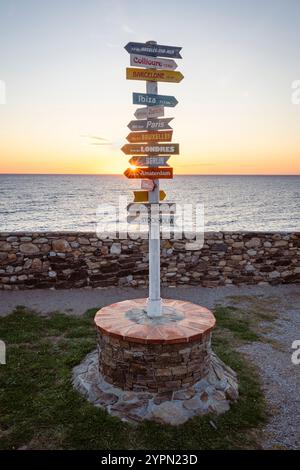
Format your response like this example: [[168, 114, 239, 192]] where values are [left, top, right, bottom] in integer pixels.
[[95, 298, 215, 393], [0, 231, 299, 289], [98, 333, 211, 393]]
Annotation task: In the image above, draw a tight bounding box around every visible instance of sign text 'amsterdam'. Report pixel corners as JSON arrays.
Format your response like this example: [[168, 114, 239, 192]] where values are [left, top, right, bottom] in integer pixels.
[[124, 167, 173, 179]]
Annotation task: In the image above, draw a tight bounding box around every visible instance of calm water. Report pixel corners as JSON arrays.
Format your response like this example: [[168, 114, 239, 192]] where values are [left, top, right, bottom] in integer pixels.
[[0, 174, 299, 232]]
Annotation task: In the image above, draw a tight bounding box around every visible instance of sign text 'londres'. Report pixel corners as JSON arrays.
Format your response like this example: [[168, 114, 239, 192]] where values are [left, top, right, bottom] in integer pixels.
[[122, 143, 179, 155]]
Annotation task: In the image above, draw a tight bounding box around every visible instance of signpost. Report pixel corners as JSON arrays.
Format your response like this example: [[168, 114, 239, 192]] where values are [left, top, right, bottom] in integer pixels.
[[130, 53, 177, 70], [125, 42, 182, 58], [123, 40, 183, 318], [126, 68, 184, 83], [127, 118, 173, 131], [126, 130, 173, 143], [133, 190, 166, 203], [124, 167, 173, 179], [129, 156, 170, 167], [133, 92, 178, 107], [122, 143, 179, 155], [134, 106, 164, 119]]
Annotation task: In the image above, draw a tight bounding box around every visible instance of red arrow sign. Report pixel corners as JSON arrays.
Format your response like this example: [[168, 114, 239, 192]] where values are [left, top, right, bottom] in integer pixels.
[[126, 130, 173, 143], [124, 167, 173, 179]]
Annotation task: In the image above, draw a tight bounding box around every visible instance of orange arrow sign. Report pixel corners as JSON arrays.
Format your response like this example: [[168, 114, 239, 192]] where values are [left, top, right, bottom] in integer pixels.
[[126, 130, 173, 143], [124, 167, 173, 179], [126, 68, 184, 83], [133, 190, 166, 202]]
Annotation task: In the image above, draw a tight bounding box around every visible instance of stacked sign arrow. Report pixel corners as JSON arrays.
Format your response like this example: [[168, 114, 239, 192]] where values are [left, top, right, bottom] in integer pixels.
[[122, 40, 183, 318], [123, 40, 183, 187], [127, 118, 173, 131], [133, 92, 178, 107]]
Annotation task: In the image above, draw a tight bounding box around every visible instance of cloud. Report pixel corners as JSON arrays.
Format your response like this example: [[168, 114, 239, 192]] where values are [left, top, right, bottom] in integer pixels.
[[122, 24, 135, 34], [81, 135, 112, 146]]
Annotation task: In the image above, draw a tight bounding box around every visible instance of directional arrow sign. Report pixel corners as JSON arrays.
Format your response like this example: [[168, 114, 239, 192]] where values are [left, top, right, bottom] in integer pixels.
[[133, 190, 166, 203], [125, 42, 182, 59], [129, 156, 170, 167], [127, 118, 173, 131], [126, 130, 173, 143], [127, 68, 184, 83], [130, 54, 177, 70], [133, 92, 178, 107], [122, 143, 179, 155], [141, 179, 155, 191], [134, 106, 164, 119], [124, 167, 173, 179]]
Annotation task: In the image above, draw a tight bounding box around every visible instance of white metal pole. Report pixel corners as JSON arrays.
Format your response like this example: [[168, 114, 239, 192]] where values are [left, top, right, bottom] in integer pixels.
[[146, 40, 162, 318]]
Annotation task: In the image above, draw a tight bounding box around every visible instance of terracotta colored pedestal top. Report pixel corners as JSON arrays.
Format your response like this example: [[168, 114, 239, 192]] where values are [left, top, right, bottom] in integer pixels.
[[94, 298, 215, 345]]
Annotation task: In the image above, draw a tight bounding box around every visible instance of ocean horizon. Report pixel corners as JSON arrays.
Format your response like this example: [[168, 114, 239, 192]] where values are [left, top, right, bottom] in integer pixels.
[[1, 174, 299, 232]]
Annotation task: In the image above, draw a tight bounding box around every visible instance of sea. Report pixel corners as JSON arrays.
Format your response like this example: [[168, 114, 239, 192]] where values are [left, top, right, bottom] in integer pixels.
[[0, 174, 299, 232]]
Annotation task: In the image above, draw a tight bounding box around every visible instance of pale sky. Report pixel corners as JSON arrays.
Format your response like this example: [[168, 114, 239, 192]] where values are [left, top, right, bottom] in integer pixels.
[[0, 0, 299, 174]]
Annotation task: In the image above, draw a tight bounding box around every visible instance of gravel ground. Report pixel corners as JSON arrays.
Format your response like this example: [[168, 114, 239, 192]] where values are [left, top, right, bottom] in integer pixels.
[[237, 291, 300, 449], [0, 284, 299, 449]]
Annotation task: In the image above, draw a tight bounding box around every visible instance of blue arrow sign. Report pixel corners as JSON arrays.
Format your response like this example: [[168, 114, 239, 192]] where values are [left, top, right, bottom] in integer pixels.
[[133, 92, 178, 108], [125, 42, 182, 59]]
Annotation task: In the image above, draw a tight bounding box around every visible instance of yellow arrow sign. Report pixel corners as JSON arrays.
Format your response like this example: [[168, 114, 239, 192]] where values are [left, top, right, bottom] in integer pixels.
[[133, 190, 166, 203], [126, 67, 184, 83]]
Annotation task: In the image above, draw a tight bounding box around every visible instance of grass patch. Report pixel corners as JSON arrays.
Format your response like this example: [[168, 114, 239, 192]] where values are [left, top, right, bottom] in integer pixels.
[[0, 305, 267, 450]]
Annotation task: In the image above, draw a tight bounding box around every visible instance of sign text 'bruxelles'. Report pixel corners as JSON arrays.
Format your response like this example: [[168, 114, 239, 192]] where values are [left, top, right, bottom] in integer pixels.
[[125, 42, 182, 58], [122, 143, 179, 155], [127, 117, 173, 131], [126, 130, 173, 143], [126, 68, 184, 83], [133, 92, 178, 108]]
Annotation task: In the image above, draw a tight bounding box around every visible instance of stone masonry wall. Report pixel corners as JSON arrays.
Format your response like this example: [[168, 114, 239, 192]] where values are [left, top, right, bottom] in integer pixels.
[[97, 331, 212, 392], [0, 232, 299, 290]]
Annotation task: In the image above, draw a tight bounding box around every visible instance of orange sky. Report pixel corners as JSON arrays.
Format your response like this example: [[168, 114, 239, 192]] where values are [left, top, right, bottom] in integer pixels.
[[1, 1, 300, 175]]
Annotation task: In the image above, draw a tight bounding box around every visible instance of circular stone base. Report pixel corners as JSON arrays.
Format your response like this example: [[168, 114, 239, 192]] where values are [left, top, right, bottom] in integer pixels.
[[73, 350, 239, 425], [94, 299, 217, 392]]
